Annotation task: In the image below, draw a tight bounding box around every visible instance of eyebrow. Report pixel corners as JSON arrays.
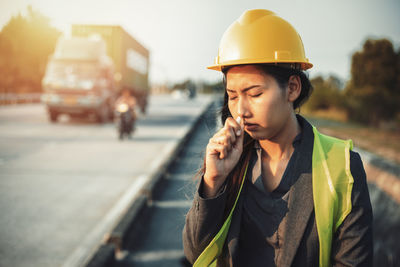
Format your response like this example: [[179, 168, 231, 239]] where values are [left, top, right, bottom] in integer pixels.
[[226, 85, 261, 93]]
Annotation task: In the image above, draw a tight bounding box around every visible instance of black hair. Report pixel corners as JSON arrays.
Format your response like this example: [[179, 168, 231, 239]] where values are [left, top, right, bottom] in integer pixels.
[[220, 64, 313, 124]]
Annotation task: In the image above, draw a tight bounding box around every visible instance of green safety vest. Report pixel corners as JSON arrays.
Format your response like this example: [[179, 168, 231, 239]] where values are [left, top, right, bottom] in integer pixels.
[[194, 126, 354, 267]]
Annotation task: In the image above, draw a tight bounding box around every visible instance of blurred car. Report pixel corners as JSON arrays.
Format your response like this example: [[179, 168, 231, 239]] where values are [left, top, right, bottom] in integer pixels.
[[171, 89, 190, 100]]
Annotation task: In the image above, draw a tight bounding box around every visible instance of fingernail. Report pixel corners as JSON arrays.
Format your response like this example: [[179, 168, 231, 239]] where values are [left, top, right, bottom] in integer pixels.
[[236, 116, 241, 124]]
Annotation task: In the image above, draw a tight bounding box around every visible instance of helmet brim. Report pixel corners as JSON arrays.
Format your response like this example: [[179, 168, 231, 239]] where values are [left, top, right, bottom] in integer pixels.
[[207, 61, 313, 72]]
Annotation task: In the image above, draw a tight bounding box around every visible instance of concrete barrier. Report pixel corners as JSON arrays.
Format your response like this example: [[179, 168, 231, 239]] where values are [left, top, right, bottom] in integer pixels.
[[0, 93, 41, 105]]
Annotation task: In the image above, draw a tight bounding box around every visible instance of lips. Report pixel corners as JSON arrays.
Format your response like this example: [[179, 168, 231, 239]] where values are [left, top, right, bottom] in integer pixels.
[[244, 122, 259, 130]]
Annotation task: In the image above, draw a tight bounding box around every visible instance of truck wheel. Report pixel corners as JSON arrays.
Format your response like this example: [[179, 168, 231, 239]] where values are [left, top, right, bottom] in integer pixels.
[[49, 111, 58, 123]]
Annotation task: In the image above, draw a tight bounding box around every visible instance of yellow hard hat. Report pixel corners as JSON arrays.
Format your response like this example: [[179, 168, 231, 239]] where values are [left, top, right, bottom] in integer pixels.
[[208, 9, 313, 71]]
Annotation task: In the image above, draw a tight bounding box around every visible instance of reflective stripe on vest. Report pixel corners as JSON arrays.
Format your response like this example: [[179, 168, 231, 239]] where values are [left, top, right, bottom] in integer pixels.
[[194, 127, 354, 267]]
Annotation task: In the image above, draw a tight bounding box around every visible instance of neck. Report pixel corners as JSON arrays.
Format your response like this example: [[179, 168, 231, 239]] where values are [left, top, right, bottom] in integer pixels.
[[259, 113, 301, 161]]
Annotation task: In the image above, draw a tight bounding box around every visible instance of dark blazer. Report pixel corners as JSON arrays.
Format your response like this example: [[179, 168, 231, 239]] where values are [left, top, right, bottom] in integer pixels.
[[183, 116, 373, 266]]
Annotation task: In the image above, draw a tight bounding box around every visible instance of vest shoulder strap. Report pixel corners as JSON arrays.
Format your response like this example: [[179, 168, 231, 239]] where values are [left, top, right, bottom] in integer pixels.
[[193, 163, 249, 267], [312, 126, 354, 267]]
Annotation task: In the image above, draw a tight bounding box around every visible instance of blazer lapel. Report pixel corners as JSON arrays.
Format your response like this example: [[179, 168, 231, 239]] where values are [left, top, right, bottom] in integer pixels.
[[277, 172, 314, 266], [226, 115, 316, 266]]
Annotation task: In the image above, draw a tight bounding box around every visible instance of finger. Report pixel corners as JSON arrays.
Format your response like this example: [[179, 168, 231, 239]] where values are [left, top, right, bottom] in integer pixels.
[[218, 127, 237, 145], [216, 127, 236, 145], [233, 119, 244, 150], [217, 135, 232, 148], [236, 116, 244, 134], [207, 142, 228, 159], [210, 138, 233, 156], [211, 135, 233, 148], [226, 127, 237, 144], [224, 117, 241, 137], [237, 116, 244, 129], [212, 126, 235, 143]]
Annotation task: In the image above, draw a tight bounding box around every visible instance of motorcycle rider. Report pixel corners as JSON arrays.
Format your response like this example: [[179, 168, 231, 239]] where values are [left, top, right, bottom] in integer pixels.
[[115, 88, 137, 139], [115, 88, 137, 116]]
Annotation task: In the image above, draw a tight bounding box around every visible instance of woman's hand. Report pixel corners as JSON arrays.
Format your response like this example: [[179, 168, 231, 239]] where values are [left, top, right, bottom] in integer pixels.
[[203, 116, 244, 198]]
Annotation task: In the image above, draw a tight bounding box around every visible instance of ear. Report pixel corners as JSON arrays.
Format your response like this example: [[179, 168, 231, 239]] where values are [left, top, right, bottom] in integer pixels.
[[287, 75, 301, 103]]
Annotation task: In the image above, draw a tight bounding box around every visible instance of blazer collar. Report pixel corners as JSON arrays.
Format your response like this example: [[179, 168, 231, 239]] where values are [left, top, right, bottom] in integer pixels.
[[277, 115, 315, 266], [277, 172, 314, 266]]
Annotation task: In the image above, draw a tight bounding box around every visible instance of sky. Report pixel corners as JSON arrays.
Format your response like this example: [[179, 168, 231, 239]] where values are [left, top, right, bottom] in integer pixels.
[[0, 0, 399, 85]]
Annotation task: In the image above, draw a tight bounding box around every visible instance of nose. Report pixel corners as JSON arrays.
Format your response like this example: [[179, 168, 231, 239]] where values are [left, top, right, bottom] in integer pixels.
[[237, 96, 250, 118]]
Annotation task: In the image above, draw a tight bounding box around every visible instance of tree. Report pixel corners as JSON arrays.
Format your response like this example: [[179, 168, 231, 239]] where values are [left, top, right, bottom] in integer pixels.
[[345, 38, 400, 125], [0, 6, 60, 93], [201, 80, 224, 94], [305, 75, 343, 111]]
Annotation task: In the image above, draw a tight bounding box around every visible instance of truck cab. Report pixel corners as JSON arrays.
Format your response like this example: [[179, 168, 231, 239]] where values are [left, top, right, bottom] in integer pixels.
[[41, 36, 116, 122]]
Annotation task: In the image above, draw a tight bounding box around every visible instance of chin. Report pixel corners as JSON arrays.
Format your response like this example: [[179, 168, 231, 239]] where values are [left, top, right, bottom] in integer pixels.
[[246, 131, 265, 141], [245, 128, 273, 141]]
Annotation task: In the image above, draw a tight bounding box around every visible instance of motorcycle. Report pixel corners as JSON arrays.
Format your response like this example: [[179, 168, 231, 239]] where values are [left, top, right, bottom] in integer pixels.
[[114, 103, 135, 140]]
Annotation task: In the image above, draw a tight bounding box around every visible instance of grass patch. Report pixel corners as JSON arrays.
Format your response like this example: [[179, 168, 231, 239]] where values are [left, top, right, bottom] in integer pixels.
[[303, 112, 400, 164]]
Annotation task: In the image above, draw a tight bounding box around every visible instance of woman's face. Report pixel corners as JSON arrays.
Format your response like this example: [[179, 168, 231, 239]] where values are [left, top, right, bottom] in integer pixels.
[[226, 65, 295, 141]]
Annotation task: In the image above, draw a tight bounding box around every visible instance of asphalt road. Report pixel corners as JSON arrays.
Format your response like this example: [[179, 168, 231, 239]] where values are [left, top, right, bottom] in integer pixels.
[[0, 95, 212, 267]]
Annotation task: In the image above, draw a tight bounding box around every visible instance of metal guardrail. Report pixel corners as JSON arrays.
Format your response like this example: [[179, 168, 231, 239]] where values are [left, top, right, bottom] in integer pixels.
[[0, 93, 42, 105]]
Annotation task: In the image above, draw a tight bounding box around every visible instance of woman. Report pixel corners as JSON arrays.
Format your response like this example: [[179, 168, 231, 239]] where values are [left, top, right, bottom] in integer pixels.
[[183, 9, 373, 267]]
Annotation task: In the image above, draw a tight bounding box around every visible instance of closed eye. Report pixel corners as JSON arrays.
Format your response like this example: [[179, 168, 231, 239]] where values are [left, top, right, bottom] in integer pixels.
[[250, 93, 262, 98]]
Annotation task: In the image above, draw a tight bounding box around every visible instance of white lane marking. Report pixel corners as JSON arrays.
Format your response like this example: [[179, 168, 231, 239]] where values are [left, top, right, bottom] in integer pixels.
[[130, 249, 184, 262], [61, 174, 148, 267], [151, 200, 193, 208]]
